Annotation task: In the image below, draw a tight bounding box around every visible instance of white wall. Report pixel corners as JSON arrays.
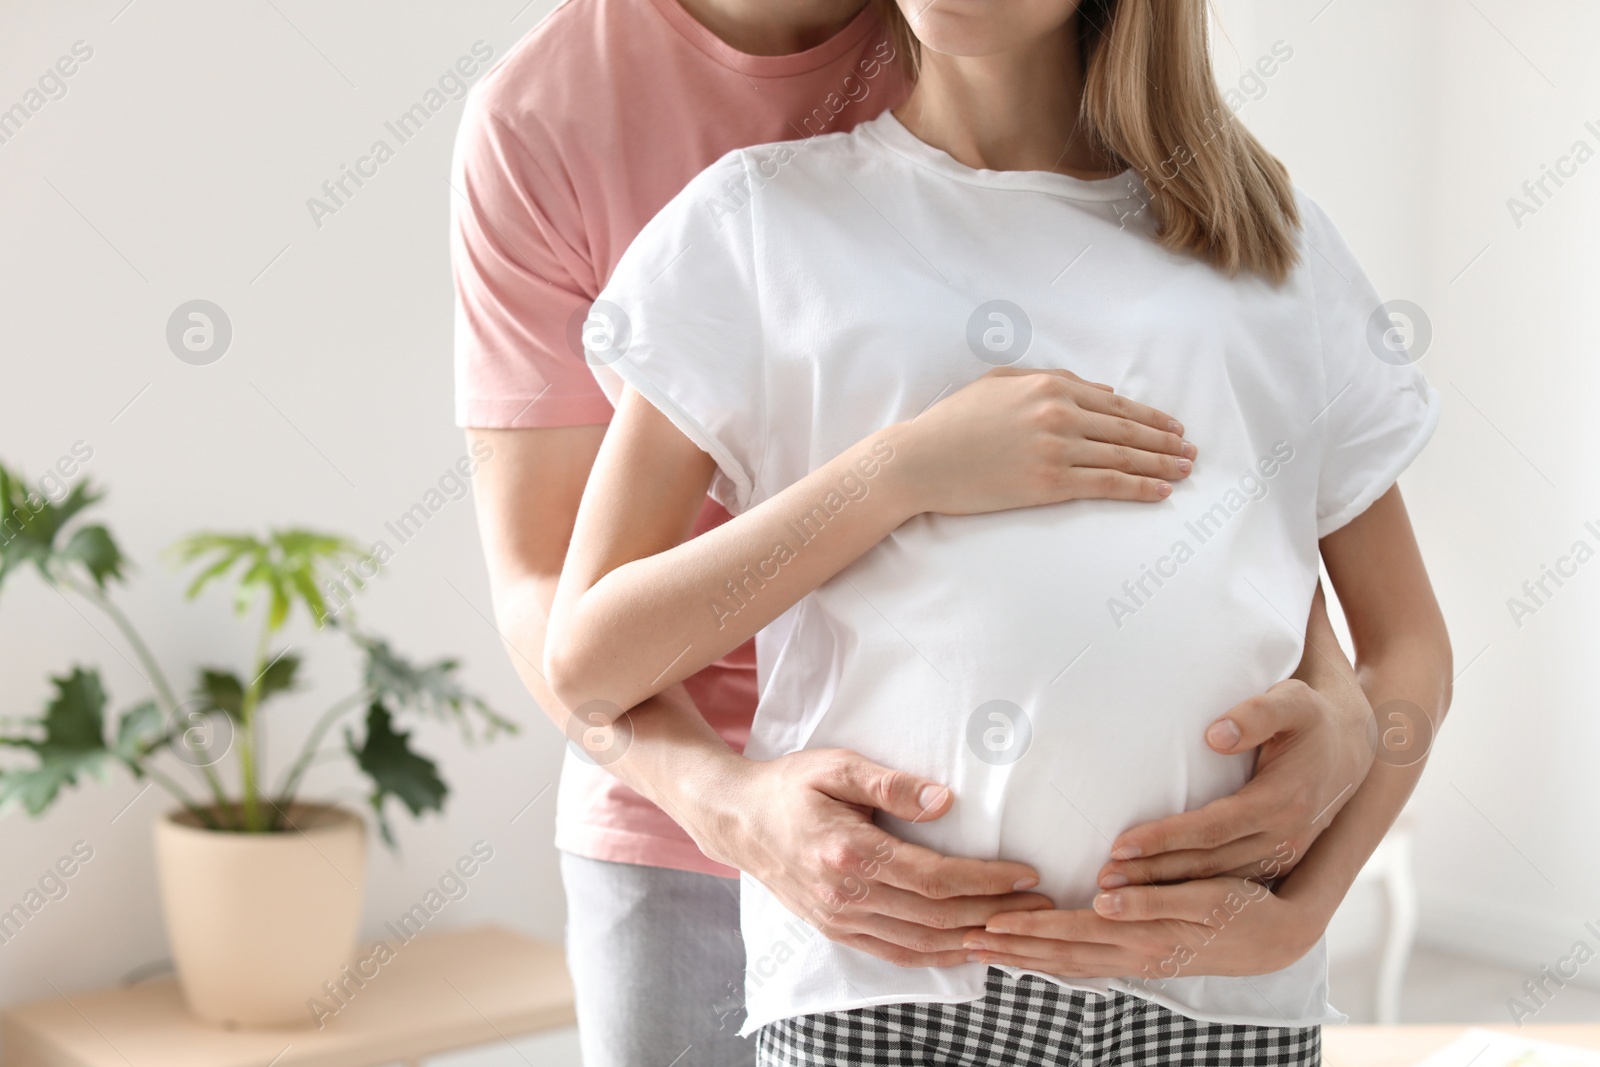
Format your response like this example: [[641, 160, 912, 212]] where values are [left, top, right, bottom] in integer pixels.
[[1213, 0, 1600, 985], [0, 0, 571, 1007], [1, 0, 1596, 1022], [1405, 0, 1600, 976]]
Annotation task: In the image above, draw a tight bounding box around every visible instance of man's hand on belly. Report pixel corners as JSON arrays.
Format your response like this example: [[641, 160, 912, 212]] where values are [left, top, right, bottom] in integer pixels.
[[697, 747, 1057, 967], [1094, 673, 1374, 889]]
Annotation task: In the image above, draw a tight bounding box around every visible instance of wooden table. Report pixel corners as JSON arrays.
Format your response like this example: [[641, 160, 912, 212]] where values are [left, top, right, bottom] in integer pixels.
[[0, 925, 574, 1067], [1325, 1023, 1600, 1066]]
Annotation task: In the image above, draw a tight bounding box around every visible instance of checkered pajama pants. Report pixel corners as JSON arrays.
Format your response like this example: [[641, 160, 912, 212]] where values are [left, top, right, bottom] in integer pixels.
[[756, 968, 1321, 1066]]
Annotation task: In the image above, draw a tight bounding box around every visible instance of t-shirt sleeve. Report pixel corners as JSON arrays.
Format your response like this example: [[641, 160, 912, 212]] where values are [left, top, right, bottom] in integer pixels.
[[1302, 196, 1441, 538], [592, 153, 767, 514], [450, 90, 614, 429]]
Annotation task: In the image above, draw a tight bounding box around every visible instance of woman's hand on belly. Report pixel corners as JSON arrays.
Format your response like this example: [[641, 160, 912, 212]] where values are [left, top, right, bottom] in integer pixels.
[[963, 873, 1328, 982], [1095, 674, 1374, 889], [897, 367, 1196, 516]]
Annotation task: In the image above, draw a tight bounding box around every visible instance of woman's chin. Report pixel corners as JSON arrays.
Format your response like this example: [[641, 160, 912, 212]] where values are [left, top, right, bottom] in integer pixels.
[[902, 0, 1079, 59]]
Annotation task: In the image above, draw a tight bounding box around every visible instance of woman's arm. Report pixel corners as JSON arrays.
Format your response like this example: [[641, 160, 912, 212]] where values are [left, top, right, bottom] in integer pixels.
[[1263, 485, 1451, 926], [966, 485, 1451, 979], [545, 368, 1195, 716]]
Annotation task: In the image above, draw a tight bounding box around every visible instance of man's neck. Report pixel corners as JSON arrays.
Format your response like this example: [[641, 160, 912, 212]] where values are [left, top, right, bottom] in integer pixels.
[[674, 0, 867, 56]]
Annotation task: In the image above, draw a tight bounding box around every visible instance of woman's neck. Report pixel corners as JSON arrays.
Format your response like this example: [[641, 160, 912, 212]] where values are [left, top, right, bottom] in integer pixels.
[[896, 21, 1121, 179], [675, 0, 866, 56]]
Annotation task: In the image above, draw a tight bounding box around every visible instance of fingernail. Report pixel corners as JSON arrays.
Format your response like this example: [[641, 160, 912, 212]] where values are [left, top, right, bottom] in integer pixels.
[[966, 951, 985, 962], [1176, 458, 1192, 474], [1168, 419, 1183, 434], [1156, 482, 1172, 498], [1207, 718, 1243, 748], [1013, 876, 1039, 891], [964, 939, 990, 951], [1100, 873, 1129, 889], [1182, 440, 1197, 459], [918, 785, 949, 810], [1113, 843, 1142, 860], [1095, 892, 1123, 915]]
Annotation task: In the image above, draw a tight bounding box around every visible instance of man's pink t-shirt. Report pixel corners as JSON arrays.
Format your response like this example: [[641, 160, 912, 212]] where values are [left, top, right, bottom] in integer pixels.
[[451, 0, 909, 877]]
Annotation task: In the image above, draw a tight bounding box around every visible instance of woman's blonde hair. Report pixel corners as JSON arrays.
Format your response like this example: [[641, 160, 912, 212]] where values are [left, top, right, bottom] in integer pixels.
[[875, 0, 1300, 283]]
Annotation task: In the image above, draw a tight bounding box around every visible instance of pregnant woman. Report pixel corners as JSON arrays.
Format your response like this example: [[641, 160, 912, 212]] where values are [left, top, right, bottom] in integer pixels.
[[546, 0, 1451, 1062]]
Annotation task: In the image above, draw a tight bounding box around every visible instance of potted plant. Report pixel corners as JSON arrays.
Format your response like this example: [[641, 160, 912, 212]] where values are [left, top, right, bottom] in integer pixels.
[[0, 463, 514, 1026]]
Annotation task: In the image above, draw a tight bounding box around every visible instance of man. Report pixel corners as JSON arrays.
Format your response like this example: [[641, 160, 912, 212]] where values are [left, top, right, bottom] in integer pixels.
[[452, 2, 1396, 1063]]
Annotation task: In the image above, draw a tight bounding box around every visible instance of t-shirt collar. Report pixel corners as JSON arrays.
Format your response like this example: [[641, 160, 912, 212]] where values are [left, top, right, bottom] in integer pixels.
[[861, 110, 1143, 202], [644, 0, 889, 79]]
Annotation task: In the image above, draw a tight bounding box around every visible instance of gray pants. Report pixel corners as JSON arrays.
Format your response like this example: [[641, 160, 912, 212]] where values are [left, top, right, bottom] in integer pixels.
[[560, 851, 755, 1067]]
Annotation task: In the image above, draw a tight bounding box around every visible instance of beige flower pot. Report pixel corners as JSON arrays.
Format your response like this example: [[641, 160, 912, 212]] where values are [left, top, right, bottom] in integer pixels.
[[154, 803, 366, 1027]]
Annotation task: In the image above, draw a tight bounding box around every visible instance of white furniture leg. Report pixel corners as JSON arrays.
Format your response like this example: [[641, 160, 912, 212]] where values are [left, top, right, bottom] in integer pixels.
[[1374, 829, 1418, 1025]]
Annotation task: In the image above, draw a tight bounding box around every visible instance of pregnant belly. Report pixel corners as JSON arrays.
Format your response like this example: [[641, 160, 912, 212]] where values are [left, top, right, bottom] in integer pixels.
[[763, 504, 1310, 909]]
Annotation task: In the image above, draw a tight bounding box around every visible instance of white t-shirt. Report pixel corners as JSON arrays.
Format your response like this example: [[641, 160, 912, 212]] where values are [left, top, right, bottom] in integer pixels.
[[589, 111, 1439, 1033]]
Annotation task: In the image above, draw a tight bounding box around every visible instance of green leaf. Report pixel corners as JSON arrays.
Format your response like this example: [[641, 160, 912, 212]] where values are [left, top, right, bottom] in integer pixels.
[[267, 576, 291, 631], [0, 667, 112, 815], [0, 463, 118, 598], [194, 669, 245, 720], [347, 702, 446, 847], [0, 466, 17, 589], [16, 479, 102, 555], [58, 525, 126, 590], [274, 530, 356, 560], [287, 567, 333, 628], [169, 532, 258, 567], [173, 528, 364, 633], [113, 700, 166, 764], [233, 555, 274, 616], [43, 480, 102, 535], [356, 632, 516, 740], [257, 652, 301, 702], [39, 668, 107, 750], [191, 653, 296, 732], [181, 544, 251, 600], [274, 529, 364, 628], [0, 758, 108, 817]]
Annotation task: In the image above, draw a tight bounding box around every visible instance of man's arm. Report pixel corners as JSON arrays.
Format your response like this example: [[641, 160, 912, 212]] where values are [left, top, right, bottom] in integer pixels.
[[470, 424, 1052, 967]]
